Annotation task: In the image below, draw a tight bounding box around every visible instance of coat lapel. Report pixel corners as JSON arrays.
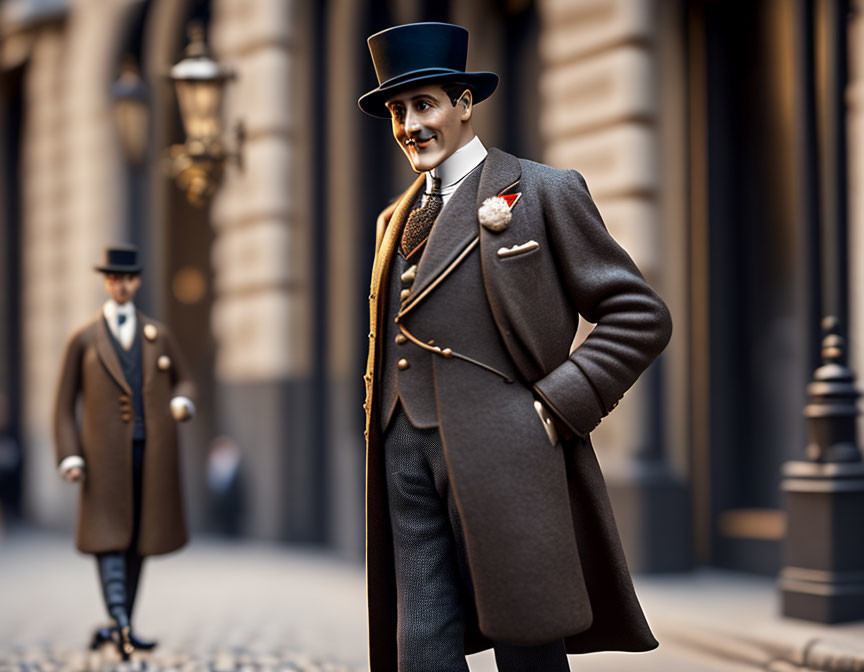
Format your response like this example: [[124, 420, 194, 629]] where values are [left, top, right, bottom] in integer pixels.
[[404, 162, 484, 310], [95, 313, 131, 395], [138, 311, 156, 388], [476, 147, 522, 212], [365, 175, 425, 391], [398, 149, 523, 317]]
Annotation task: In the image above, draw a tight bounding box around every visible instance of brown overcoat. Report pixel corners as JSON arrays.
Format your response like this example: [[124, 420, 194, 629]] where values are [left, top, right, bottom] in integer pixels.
[[54, 311, 196, 556], [363, 149, 673, 670]]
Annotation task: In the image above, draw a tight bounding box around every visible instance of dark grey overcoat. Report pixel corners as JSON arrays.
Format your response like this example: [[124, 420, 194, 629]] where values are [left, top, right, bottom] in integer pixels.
[[363, 148, 672, 670], [54, 312, 196, 556]]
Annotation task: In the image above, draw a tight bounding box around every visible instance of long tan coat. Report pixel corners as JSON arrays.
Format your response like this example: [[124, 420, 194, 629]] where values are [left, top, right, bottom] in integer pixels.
[[363, 149, 673, 669], [54, 311, 196, 556]]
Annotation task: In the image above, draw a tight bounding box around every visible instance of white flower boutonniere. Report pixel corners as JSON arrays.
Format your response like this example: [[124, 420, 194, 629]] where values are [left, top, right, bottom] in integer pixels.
[[478, 196, 512, 232]]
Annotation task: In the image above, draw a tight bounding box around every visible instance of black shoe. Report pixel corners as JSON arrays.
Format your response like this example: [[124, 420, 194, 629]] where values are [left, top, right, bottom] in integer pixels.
[[111, 625, 135, 660], [128, 630, 157, 651], [88, 626, 114, 651]]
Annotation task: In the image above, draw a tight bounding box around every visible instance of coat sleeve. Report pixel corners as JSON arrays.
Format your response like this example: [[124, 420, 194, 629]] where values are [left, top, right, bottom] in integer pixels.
[[54, 331, 84, 465], [164, 327, 197, 405], [532, 169, 672, 439]]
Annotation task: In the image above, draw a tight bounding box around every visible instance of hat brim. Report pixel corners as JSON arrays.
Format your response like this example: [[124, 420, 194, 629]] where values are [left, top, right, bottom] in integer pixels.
[[94, 265, 142, 274], [358, 70, 499, 118]]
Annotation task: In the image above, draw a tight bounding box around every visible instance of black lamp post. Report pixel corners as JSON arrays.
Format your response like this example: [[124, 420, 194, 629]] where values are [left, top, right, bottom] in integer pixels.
[[779, 0, 864, 624]]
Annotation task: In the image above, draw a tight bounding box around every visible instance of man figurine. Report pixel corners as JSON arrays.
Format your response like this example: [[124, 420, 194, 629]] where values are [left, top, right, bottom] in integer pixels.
[[359, 23, 673, 671], [54, 245, 196, 659]]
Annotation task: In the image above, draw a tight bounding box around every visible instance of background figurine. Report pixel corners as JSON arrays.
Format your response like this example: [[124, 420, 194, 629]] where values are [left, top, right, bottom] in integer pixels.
[[358, 23, 673, 671], [54, 245, 196, 659]]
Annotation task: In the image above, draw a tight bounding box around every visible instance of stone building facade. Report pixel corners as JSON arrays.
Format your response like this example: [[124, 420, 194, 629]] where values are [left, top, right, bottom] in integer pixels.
[[1, 0, 862, 589]]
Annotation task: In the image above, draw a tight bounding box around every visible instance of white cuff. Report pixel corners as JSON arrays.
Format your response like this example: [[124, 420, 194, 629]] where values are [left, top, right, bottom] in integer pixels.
[[170, 396, 196, 419], [59, 455, 85, 475]]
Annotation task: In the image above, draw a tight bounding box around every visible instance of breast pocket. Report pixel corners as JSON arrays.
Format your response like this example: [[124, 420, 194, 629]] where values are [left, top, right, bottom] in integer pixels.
[[496, 240, 540, 260]]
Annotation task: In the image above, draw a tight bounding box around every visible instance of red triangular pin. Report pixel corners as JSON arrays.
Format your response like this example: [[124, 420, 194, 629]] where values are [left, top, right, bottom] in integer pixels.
[[500, 193, 521, 209]]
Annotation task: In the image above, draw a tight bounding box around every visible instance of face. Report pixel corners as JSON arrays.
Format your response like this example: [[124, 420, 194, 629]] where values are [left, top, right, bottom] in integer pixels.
[[386, 83, 474, 173], [104, 273, 141, 305]]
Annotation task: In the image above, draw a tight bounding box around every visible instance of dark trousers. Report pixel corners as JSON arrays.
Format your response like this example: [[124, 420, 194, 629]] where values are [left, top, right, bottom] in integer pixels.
[[96, 440, 145, 627], [384, 405, 570, 672]]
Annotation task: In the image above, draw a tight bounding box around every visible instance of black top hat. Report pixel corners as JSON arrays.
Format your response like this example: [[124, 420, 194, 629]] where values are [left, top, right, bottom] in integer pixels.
[[358, 22, 499, 118], [94, 245, 142, 274]]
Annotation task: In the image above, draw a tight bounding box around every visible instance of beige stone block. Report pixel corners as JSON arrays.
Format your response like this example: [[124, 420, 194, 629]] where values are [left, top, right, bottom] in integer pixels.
[[212, 138, 295, 227], [538, 0, 655, 65], [592, 198, 661, 272], [212, 0, 294, 57], [212, 219, 307, 294], [212, 288, 311, 381], [545, 123, 658, 198], [224, 47, 294, 136], [540, 46, 656, 136]]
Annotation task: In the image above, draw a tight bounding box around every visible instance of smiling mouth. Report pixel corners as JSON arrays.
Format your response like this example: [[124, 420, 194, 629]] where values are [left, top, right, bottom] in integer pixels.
[[406, 134, 436, 150]]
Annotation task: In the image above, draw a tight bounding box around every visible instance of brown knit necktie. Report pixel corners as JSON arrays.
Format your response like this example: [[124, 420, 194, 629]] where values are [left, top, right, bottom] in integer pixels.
[[401, 177, 442, 257]]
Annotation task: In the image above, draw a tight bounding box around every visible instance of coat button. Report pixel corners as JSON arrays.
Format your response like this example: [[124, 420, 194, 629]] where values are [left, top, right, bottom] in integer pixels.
[[397, 358, 410, 371], [400, 288, 411, 300], [157, 355, 171, 371], [143, 324, 158, 341], [122, 413, 132, 422], [401, 265, 417, 285], [395, 334, 407, 345]]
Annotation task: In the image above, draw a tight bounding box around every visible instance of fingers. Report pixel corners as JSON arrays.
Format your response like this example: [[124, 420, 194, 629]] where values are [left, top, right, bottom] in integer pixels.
[[64, 466, 84, 482]]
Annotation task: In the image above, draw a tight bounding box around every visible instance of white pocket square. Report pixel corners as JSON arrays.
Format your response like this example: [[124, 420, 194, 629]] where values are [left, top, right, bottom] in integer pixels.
[[497, 240, 540, 258]]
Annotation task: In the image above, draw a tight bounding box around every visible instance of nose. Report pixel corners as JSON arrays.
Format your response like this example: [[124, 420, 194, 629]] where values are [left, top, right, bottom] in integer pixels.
[[404, 107, 421, 133]]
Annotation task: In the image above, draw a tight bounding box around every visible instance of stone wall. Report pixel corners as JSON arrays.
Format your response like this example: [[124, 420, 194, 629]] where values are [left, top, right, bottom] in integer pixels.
[[536, 0, 670, 466], [20, 3, 127, 528]]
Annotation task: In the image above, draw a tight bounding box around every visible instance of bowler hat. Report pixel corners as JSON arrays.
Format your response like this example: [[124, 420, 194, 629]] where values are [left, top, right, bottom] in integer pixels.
[[358, 22, 499, 118], [94, 245, 142, 274]]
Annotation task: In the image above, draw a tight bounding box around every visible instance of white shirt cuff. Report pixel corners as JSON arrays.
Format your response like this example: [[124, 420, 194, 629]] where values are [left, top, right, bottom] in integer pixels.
[[59, 455, 85, 475], [170, 396, 196, 419]]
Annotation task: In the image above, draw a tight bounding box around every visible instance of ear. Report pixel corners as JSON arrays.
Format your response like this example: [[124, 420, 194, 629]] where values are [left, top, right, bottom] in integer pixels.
[[458, 89, 473, 121]]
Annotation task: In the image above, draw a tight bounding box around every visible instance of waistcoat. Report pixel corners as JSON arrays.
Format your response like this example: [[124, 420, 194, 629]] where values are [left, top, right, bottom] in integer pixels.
[[379, 248, 439, 431], [108, 320, 146, 441]]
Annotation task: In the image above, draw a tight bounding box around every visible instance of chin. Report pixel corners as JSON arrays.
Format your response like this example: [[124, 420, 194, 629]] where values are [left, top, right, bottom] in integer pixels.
[[409, 153, 443, 173]]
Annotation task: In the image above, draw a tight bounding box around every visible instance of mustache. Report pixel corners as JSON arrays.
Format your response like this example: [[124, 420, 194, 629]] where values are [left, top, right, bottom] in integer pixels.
[[405, 129, 436, 146]]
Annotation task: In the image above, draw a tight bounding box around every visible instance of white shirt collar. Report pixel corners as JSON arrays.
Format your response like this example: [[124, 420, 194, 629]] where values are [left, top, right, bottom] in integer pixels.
[[103, 299, 135, 320], [426, 136, 487, 197], [102, 299, 136, 348]]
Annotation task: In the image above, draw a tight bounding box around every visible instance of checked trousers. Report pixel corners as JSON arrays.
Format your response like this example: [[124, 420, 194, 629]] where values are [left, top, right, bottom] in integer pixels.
[[383, 404, 570, 672]]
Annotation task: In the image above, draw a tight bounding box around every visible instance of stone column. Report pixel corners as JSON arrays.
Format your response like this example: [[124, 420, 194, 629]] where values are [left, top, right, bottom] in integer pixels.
[[536, 0, 690, 571], [209, 0, 319, 541], [22, 2, 127, 529]]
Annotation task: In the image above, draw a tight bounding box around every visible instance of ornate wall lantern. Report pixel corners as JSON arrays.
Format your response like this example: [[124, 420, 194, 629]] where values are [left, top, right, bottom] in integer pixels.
[[168, 23, 242, 206], [111, 58, 149, 165]]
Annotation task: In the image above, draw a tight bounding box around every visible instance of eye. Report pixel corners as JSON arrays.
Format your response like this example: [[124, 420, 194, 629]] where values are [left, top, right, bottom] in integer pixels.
[[389, 105, 405, 123], [416, 100, 431, 111]]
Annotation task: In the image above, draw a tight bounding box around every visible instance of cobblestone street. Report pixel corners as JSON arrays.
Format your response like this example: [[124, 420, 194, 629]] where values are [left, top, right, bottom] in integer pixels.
[[0, 530, 368, 672], [5, 529, 857, 672]]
